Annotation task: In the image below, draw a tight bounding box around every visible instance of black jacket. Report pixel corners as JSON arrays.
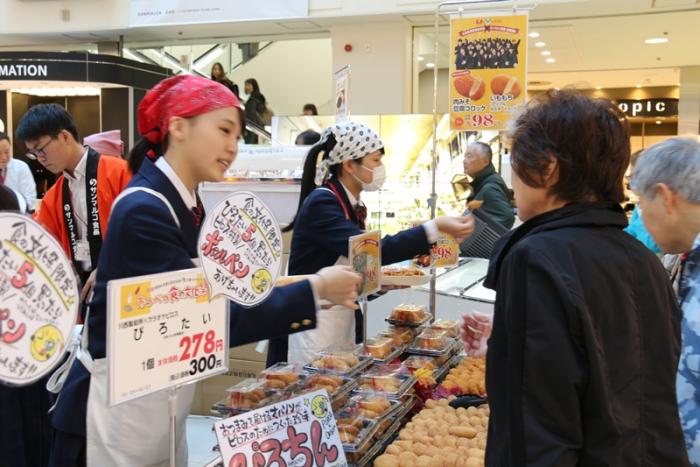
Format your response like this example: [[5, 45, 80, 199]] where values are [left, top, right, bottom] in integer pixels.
[[468, 164, 514, 229], [484, 203, 689, 466]]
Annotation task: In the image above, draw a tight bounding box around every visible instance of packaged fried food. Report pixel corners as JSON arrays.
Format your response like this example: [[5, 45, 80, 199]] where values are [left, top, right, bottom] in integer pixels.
[[226, 379, 281, 411], [389, 304, 427, 324]]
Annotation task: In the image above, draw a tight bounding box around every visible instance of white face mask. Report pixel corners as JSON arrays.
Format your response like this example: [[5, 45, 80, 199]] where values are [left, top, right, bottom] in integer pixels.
[[353, 164, 386, 192]]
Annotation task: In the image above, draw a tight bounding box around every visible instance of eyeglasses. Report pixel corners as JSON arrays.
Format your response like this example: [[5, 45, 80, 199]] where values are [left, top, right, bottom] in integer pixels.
[[25, 136, 57, 160]]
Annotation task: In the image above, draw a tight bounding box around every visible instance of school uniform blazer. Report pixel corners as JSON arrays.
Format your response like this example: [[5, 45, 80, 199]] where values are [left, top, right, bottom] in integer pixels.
[[52, 158, 317, 437], [266, 179, 432, 366]]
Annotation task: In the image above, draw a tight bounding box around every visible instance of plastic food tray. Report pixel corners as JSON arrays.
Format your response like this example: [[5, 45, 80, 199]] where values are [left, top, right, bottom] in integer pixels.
[[303, 352, 373, 377], [355, 373, 416, 400]]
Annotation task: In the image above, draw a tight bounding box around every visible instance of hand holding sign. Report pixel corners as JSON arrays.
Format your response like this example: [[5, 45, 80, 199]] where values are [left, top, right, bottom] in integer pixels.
[[0, 213, 79, 386], [198, 192, 283, 306]]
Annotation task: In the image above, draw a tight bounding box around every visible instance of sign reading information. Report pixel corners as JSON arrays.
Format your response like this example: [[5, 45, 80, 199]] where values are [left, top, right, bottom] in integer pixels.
[[431, 233, 459, 268], [349, 230, 381, 296], [107, 268, 228, 406], [199, 192, 283, 307], [449, 13, 528, 131], [214, 389, 347, 467], [0, 213, 79, 386]]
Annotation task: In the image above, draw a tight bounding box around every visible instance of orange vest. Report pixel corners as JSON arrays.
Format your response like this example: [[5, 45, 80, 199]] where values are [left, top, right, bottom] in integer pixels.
[[34, 154, 131, 263]]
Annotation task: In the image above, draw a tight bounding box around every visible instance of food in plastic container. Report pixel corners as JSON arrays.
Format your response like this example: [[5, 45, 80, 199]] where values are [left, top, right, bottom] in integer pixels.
[[226, 379, 281, 411], [415, 329, 450, 351], [335, 412, 377, 451], [430, 319, 461, 338], [382, 326, 416, 347], [389, 304, 426, 324], [358, 374, 407, 394], [342, 394, 394, 420], [309, 350, 364, 373], [260, 363, 305, 390], [299, 373, 350, 398], [364, 336, 394, 360], [403, 355, 439, 372]]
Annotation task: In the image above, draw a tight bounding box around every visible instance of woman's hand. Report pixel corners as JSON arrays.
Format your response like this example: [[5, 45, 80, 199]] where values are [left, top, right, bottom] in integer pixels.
[[435, 215, 475, 242], [311, 266, 362, 310], [461, 311, 492, 357]]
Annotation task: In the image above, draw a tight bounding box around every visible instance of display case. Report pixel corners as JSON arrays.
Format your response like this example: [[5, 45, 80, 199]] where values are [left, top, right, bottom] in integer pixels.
[[366, 258, 495, 339]]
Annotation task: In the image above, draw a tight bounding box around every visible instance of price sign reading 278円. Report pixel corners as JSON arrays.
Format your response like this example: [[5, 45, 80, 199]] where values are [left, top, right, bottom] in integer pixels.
[[106, 268, 229, 406], [199, 192, 283, 307]]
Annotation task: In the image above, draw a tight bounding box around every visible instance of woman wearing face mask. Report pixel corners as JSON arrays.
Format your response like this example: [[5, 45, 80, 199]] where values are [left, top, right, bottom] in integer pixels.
[[266, 122, 475, 366]]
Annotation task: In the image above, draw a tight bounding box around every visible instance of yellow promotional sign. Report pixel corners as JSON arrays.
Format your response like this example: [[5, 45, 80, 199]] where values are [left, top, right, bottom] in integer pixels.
[[449, 13, 528, 131], [349, 230, 382, 296], [432, 233, 459, 268]]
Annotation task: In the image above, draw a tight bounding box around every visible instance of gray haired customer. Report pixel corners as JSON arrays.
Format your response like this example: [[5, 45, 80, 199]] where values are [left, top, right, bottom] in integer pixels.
[[631, 137, 700, 465]]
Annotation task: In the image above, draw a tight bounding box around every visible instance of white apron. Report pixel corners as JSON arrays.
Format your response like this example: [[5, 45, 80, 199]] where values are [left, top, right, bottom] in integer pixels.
[[287, 256, 357, 364], [51, 187, 197, 467]]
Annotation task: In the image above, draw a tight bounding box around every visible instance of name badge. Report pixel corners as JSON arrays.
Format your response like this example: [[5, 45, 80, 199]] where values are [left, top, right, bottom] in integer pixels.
[[75, 240, 91, 262]]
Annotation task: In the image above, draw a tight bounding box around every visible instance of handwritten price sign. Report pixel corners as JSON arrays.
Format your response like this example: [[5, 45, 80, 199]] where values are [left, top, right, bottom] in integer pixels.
[[106, 268, 228, 406], [0, 213, 79, 386], [215, 389, 347, 467], [199, 192, 283, 307]]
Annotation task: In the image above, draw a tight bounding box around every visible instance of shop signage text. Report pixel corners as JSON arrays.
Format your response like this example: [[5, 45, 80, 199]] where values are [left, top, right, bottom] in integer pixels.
[[616, 98, 678, 118], [0, 64, 48, 78]]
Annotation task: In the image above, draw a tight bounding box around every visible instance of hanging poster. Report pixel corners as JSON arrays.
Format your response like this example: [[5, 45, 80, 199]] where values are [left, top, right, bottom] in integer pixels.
[[214, 389, 347, 467], [349, 230, 381, 296], [129, 0, 309, 27], [334, 65, 350, 123], [107, 267, 229, 406], [198, 192, 283, 306], [449, 13, 528, 131], [0, 213, 79, 386]]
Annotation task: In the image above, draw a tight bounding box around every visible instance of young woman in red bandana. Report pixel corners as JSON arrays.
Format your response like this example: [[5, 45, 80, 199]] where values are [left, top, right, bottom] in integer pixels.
[[48, 75, 361, 467]]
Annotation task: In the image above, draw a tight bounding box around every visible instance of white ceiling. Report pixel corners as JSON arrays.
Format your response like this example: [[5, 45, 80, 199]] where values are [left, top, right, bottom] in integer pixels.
[[0, 0, 698, 91]]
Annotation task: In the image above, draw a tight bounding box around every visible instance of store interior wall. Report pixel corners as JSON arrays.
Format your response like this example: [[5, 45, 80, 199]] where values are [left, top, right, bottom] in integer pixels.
[[418, 69, 449, 115], [229, 38, 333, 116], [330, 21, 412, 115]]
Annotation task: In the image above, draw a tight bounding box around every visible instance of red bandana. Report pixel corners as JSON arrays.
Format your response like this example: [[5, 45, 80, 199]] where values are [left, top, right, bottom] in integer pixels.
[[138, 74, 243, 144]]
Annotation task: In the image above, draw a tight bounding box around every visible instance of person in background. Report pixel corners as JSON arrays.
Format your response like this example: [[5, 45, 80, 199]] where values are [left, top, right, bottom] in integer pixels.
[[630, 137, 700, 466], [624, 149, 661, 253], [463, 141, 514, 228], [303, 103, 318, 116], [461, 90, 689, 466], [243, 78, 266, 144], [47, 75, 361, 467], [16, 104, 131, 307], [210, 62, 239, 99], [267, 121, 475, 366], [83, 129, 124, 159], [0, 184, 52, 467], [0, 132, 37, 211], [295, 129, 321, 146]]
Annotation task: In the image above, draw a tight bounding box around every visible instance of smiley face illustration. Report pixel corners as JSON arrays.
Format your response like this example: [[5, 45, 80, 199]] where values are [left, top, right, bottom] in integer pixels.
[[311, 394, 329, 419], [251, 269, 272, 294], [30, 325, 64, 362]]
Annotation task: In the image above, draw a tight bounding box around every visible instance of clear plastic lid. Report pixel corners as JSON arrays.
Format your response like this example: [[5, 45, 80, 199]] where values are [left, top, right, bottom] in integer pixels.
[[363, 336, 394, 360], [296, 372, 354, 399], [381, 326, 417, 346], [341, 394, 397, 420], [225, 378, 283, 411], [389, 304, 427, 324], [430, 319, 461, 338], [305, 349, 371, 375], [260, 362, 306, 389], [334, 412, 378, 453]]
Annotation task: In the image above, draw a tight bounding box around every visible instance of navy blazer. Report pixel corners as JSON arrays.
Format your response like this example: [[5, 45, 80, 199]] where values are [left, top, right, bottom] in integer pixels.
[[53, 159, 317, 436], [267, 178, 431, 366]]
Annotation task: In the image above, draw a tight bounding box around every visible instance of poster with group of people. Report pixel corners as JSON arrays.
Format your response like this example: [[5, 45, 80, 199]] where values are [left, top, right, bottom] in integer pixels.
[[449, 13, 528, 131]]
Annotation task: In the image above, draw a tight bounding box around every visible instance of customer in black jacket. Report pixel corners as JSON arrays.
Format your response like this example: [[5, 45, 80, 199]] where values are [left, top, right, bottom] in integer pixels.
[[243, 78, 266, 144], [463, 89, 689, 466]]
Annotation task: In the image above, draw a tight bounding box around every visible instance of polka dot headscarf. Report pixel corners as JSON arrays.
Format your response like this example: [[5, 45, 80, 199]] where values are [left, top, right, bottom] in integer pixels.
[[314, 121, 384, 186]]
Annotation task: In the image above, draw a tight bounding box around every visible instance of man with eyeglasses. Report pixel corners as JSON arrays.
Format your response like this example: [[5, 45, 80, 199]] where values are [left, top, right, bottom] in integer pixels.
[[16, 104, 131, 308]]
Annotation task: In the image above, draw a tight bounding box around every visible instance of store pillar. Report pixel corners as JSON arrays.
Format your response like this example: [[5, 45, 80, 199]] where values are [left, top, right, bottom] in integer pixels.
[[330, 21, 412, 115], [679, 66, 700, 136]]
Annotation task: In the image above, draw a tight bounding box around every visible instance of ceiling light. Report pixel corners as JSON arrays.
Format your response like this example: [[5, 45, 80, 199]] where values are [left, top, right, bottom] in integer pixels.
[[546, 57, 556, 63], [535, 41, 546, 47], [541, 50, 551, 56], [417, 56, 425, 61], [636, 84, 642, 88], [425, 62, 435, 69], [595, 86, 602, 90], [528, 32, 540, 38], [645, 37, 669, 44], [656, 120, 662, 125]]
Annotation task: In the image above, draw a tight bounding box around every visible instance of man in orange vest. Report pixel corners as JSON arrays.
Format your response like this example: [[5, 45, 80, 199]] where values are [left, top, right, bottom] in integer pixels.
[[17, 104, 131, 309]]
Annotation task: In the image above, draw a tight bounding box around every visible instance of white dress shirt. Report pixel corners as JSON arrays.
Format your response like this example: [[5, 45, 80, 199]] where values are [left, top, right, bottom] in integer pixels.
[[155, 157, 197, 210], [2, 158, 37, 210], [63, 148, 91, 270]]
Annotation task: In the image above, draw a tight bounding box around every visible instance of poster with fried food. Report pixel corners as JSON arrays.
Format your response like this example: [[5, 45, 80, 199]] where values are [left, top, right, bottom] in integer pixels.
[[449, 13, 528, 131]]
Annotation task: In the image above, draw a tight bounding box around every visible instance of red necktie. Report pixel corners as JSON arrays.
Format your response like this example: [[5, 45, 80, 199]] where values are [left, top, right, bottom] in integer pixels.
[[191, 196, 204, 226], [355, 203, 367, 230]]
